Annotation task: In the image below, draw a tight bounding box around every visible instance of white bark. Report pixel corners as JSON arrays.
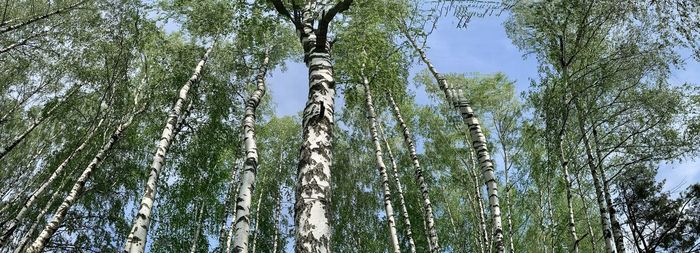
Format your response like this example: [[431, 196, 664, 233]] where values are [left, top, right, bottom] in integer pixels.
[[0, 117, 105, 246], [378, 122, 417, 253], [387, 92, 440, 252], [578, 121, 617, 253], [401, 26, 504, 252], [123, 45, 213, 253], [189, 204, 204, 253], [559, 138, 580, 253], [232, 52, 269, 253], [12, 179, 66, 253], [226, 159, 243, 253], [362, 75, 401, 253], [250, 191, 263, 253], [26, 110, 141, 253]]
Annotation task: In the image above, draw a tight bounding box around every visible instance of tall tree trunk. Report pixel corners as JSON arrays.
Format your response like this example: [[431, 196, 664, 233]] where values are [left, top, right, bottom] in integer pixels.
[[269, 1, 353, 251], [293, 27, 336, 253], [13, 179, 66, 253], [250, 191, 263, 253], [232, 52, 268, 253], [387, 92, 441, 252], [592, 127, 625, 253], [0, 97, 63, 161], [272, 187, 281, 253], [123, 44, 213, 253], [400, 26, 504, 253], [190, 204, 204, 253], [379, 122, 417, 253], [26, 109, 142, 253], [576, 110, 617, 253], [362, 76, 401, 253], [468, 149, 490, 253], [559, 137, 580, 253], [217, 167, 238, 253], [226, 159, 243, 253], [0, 117, 105, 246]]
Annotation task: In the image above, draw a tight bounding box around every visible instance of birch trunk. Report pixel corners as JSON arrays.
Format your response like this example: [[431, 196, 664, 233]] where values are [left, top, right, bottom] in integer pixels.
[[26, 109, 141, 253], [272, 188, 281, 253], [226, 159, 243, 253], [274, 1, 353, 251], [559, 137, 580, 253], [378, 122, 417, 253], [400, 26, 504, 253], [387, 92, 440, 252], [576, 114, 617, 253], [469, 149, 490, 253], [294, 26, 335, 253], [362, 76, 401, 253], [592, 127, 625, 253], [190, 204, 204, 253], [13, 179, 66, 253], [123, 45, 213, 253], [232, 52, 268, 253], [250, 191, 263, 253], [0, 117, 105, 246], [217, 172, 237, 252]]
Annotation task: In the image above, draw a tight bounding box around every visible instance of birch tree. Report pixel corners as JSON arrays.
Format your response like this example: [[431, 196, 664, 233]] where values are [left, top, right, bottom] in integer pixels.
[[268, 1, 353, 251]]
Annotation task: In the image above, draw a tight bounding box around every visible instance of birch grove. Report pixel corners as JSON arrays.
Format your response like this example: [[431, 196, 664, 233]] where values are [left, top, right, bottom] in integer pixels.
[[1, 0, 699, 252]]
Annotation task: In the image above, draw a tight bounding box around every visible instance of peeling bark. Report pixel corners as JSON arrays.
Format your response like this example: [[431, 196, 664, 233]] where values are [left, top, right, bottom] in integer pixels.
[[26, 109, 142, 253], [362, 75, 401, 253], [123, 45, 213, 253], [387, 92, 440, 252], [268, 1, 353, 251]]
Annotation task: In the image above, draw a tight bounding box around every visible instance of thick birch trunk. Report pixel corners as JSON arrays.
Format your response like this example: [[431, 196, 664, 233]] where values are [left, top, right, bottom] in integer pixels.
[[13, 180, 66, 253], [378, 122, 417, 253], [123, 45, 213, 253], [232, 52, 268, 253], [559, 138, 580, 253], [387, 92, 440, 252], [362, 76, 401, 253], [400, 26, 504, 253], [250, 191, 263, 253], [294, 27, 335, 253], [26, 109, 141, 253], [190, 204, 204, 253], [0, 117, 105, 246], [577, 118, 617, 253]]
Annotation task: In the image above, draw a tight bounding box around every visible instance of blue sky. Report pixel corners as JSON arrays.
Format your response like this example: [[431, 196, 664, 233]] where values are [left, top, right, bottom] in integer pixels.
[[266, 11, 700, 193]]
